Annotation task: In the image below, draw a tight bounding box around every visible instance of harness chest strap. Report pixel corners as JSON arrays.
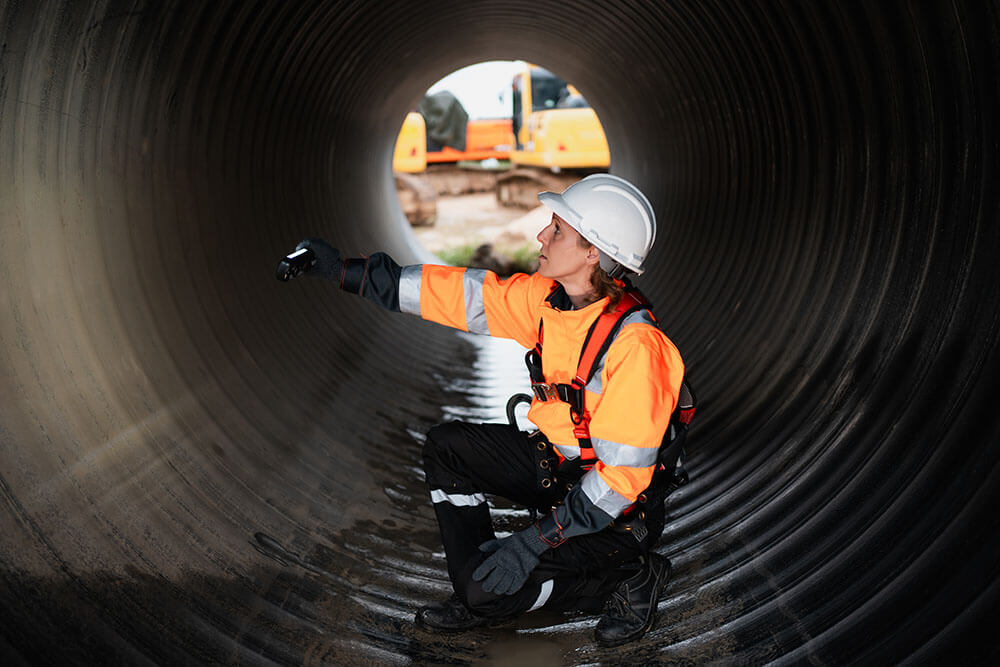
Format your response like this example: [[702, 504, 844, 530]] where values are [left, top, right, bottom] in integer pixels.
[[524, 288, 696, 531], [527, 290, 651, 447], [527, 288, 696, 464]]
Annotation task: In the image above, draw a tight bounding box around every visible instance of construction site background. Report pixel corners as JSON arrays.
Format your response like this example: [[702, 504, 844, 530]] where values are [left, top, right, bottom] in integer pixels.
[[394, 63, 610, 276]]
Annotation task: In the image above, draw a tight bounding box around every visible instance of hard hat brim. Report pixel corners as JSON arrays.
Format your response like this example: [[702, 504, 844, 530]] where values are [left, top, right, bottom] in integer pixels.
[[537, 191, 584, 229]]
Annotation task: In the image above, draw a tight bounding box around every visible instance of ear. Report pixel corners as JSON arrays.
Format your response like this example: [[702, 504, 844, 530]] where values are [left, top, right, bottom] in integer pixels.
[[585, 245, 601, 265]]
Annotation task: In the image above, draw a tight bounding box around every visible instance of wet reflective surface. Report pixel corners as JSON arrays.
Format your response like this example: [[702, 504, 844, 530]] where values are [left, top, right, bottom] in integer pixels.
[[2, 1, 999, 663]]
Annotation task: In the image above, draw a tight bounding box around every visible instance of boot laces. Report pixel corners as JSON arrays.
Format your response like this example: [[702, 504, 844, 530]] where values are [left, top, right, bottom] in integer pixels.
[[605, 585, 643, 622]]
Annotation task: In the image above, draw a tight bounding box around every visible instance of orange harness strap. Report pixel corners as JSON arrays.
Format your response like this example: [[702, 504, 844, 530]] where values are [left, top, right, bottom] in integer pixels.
[[529, 289, 652, 460]]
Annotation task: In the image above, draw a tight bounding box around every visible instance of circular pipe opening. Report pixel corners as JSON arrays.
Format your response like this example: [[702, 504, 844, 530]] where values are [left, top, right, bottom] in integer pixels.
[[393, 59, 612, 276], [1, 1, 997, 663]]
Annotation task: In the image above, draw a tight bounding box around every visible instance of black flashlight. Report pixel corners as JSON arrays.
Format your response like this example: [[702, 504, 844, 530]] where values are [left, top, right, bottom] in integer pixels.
[[276, 247, 316, 281]]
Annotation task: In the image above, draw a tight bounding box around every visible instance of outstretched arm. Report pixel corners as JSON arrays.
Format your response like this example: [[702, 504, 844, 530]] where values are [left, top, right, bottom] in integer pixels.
[[278, 238, 552, 346]]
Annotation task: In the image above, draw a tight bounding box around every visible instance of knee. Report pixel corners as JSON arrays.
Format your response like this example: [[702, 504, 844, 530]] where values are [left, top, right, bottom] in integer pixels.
[[422, 421, 467, 484], [423, 421, 463, 465]]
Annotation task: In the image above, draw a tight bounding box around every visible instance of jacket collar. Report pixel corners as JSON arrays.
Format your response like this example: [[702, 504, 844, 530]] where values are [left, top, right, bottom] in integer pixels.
[[544, 283, 610, 314], [544, 276, 633, 312], [545, 283, 575, 310]]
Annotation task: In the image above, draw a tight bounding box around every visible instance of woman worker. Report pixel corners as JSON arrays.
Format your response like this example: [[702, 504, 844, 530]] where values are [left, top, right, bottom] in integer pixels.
[[281, 174, 688, 647]]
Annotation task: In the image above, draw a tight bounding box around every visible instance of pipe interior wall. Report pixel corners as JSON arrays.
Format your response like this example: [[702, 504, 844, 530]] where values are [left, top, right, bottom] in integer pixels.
[[1, 0, 998, 663]]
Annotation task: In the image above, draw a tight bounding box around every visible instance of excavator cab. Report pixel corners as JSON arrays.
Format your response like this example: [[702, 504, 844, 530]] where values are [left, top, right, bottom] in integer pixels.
[[499, 65, 610, 208]]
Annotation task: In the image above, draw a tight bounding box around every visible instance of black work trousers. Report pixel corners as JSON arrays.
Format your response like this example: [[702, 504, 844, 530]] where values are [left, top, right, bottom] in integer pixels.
[[422, 420, 665, 619]]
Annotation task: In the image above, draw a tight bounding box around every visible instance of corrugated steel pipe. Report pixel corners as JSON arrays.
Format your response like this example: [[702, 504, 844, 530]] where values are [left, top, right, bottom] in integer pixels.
[[1, 1, 997, 663]]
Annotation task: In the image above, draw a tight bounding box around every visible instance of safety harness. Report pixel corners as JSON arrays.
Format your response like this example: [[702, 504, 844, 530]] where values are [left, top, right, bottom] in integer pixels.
[[503, 286, 696, 536], [524, 287, 696, 466]]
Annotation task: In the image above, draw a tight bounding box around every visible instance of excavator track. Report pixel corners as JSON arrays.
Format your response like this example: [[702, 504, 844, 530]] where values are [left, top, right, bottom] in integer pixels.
[[496, 168, 598, 208]]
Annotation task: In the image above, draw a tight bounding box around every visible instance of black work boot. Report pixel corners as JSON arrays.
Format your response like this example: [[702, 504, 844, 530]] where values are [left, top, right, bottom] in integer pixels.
[[594, 553, 672, 647], [415, 593, 496, 632]]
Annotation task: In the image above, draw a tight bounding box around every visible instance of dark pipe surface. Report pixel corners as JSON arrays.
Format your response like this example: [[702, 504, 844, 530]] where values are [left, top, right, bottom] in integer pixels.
[[2, 0, 998, 663]]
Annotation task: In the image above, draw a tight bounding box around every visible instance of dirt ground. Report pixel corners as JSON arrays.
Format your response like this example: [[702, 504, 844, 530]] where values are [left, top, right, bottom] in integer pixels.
[[410, 192, 551, 254]]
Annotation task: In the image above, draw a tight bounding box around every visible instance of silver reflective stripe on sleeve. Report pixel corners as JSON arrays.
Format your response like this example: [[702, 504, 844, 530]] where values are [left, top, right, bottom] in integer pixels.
[[554, 443, 580, 460], [580, 469, 634, 517], [528, 579, 554, 612], [583, 309, 658, 394], [591, 436, 659, 467], [430, 489, 486, 507], [399, 265, 423, 315], [463, 268, 490, 334]]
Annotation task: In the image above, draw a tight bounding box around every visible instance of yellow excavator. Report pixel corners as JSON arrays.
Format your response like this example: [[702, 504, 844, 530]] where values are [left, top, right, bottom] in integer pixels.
[[391, 112, 437, 226], [392, 97, 515, 225], [498, 64, 609, 207], [392, 63, 609, 220], [393, 112, 427, 174]]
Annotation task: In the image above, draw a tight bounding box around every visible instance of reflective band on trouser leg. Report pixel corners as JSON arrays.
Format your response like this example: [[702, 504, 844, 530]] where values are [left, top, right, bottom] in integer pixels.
[[528, 579, 554, 612], [430, 489, 487, 507]]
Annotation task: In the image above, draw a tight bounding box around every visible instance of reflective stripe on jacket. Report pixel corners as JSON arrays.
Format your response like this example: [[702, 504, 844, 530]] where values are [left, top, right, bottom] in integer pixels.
[[397, 263, 684, 540]]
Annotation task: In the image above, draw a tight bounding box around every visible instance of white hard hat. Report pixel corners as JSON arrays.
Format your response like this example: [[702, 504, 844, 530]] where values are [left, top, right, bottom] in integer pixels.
[[537, 174, 657, 275]]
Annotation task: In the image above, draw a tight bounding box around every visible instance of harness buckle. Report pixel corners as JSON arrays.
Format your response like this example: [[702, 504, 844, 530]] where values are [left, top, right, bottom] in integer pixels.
[[531, 382, 560, 402]]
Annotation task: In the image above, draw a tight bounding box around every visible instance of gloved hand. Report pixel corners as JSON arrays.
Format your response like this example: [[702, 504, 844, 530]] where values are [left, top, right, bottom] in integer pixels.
[[295, 238, 342, 280], [472, 526, 550, 595]]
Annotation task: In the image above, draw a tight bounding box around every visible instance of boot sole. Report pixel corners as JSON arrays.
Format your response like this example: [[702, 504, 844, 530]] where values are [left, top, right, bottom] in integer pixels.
[[415, 609, 511, 633]]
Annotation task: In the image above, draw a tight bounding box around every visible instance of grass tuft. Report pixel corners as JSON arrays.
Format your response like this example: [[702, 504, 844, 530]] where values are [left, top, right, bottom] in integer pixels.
[[436, 242, 539, 277]]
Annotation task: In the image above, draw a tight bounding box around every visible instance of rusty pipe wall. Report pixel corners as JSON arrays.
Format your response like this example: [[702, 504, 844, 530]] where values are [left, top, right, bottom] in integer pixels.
[[1, 0, 998, 663]]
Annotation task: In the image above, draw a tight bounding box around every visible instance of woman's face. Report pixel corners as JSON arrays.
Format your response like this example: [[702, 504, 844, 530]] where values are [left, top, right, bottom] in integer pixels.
[[536, 214, 596, 285]]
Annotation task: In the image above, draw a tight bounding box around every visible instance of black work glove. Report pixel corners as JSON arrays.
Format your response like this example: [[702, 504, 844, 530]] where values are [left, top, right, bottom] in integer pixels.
[[295, 238, 342, 280], [472, 526, 550, 595]]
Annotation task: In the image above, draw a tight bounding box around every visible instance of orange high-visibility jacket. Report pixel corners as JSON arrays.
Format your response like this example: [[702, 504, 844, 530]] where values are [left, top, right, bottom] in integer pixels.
[[394, 263, 685, 542]]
